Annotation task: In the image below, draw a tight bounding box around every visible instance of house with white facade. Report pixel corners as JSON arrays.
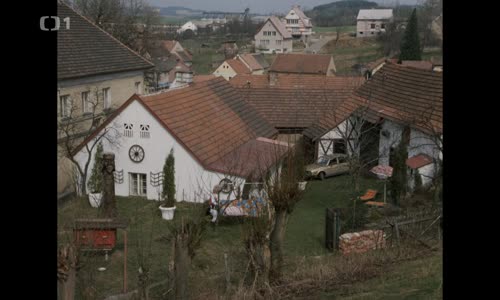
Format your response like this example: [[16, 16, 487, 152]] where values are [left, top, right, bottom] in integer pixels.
[[305, 62, 442, 188], [213, 54, 269, 80], [57, 1, 154, 198], [177, 21, 198, 35], [284, 5, 313, 42], [356, 9, 393, 38], [72, 77, 287, 202], [254, 16, 293, 54]]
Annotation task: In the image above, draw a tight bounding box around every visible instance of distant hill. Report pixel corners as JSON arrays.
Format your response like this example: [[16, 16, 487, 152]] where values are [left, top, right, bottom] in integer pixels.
[[306, 0, 379, 27], [158, 6, 203, 16]]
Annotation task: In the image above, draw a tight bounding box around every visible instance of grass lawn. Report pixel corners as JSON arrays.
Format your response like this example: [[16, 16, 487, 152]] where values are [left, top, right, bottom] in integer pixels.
[[322, 253, 442, 299], [58, 174, 436, 298], [314, 26, 357, 34]]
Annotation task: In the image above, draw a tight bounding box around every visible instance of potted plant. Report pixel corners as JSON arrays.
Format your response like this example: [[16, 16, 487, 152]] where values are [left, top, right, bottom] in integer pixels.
[[159, 148, 176, 220], [87, 143, 104, 208]]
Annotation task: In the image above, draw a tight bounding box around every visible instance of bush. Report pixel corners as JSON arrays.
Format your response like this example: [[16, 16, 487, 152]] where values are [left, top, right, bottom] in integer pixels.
[[87, 143, 103, 193], [162, 148, 176, 207]]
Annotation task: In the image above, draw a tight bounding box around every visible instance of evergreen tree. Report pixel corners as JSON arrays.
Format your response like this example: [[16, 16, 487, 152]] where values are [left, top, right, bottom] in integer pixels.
[[399, 9, 421, 61], [87, 143, 104, 193], [162, 148, 176, 207]]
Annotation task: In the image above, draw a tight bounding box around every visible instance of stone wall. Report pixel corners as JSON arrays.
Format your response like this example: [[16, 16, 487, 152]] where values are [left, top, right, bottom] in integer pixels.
[[339, 229, 386, 255]]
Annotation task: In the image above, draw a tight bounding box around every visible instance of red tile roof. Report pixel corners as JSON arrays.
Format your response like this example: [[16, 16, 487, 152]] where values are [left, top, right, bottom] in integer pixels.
[[406, 154, 433, 169], [72, 78, 278, 177], [226, 59, 252, 74], [230, 74, 364, 132], [239, 54, 265, 71], [209, 137, 289, 179], [269, 53, 335, 75], [354, 62, 442, 135], [193, 75, 216, 83], [401, 60, 433, 70]]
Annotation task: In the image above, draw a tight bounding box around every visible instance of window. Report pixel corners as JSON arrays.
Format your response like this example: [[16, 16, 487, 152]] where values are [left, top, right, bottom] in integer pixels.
[[276, 40, 282, 45], [59, 95, 71, 118], [129, 173, 147, 196], [103, 88, 111, 109], [338, 156, 347, 164], [333, 139, 347, 154], [328, 158, 338, 166], [286, 19, 290, 24], [359, 31, 363, 35], [135, 81, 142, 94], [371, 32, 374, 35], [272, 31, 276, 36], [371, 23, 375, 29], [81, 91, 91, 113], [124, 123, 133, 137], [381, 23, 386, 29], [140, 124, 150, 138], [175, 72, 182, 81]]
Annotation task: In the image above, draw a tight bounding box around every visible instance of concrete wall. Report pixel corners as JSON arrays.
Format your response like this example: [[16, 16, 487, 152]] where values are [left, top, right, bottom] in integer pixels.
[[58, 71, 145, 119], [73, 99, 246, 202], [255, 21, 293, 53], [356, 20, 390, 38]]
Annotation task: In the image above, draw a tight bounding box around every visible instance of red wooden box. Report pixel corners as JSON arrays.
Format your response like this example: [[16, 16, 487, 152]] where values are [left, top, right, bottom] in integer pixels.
[[73, 218, 128, 251], [74, 228, 117, 250]]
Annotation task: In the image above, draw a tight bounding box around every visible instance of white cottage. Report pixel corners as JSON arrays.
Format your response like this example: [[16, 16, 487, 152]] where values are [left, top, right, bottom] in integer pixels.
[[356, 9, 393, 38], [307, 62, 442, 188], [177, 21, 198, 35], [254, 16, 293, 54], [73, 77, 286, 202], [284, 5, 313, 42]]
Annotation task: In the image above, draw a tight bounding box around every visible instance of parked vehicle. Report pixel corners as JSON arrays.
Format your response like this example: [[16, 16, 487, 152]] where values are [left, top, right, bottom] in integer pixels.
[[305, 154, 349, 180]]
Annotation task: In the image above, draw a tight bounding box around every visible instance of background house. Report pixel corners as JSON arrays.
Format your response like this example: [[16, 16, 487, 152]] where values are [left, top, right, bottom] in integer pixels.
[[57, 1, 153, 198], [356, 9, 393, 38], [238, 53, 270, 75], [73, 78, 285, 202], [269, 53, 337, 76], [213, 58, 252, 80], [284, 5, 313, 42], [254, 16, 293, 54]]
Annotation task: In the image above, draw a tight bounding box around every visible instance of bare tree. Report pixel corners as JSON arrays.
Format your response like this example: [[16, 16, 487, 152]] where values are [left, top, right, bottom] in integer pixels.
[[58, 88, 121, 196]]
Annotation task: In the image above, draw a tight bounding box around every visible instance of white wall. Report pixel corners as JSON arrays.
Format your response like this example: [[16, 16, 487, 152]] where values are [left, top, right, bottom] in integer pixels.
[[356, 20, 390, 38], [74, 99, 246, 202], [255, 21, 292, 53], [317, 119, 358, 158], [213, 61, 237, 80]]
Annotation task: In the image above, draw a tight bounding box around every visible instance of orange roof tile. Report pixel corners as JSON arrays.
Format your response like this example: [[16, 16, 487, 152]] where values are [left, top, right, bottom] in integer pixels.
[[354, 62, 442, 135], [226, 59, 252, 74], [406, 154, 433, 169], [269, 53, 334, 75]]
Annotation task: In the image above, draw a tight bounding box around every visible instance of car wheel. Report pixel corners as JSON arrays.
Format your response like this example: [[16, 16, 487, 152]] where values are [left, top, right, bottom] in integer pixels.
[[319, 172, 325, 181]]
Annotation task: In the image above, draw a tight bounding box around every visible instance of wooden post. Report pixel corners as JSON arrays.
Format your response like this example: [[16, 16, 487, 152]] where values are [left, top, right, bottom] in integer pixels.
[[123, 230, 127, 293], [224, 253, 230, 292], [102, 153, 117, 218]]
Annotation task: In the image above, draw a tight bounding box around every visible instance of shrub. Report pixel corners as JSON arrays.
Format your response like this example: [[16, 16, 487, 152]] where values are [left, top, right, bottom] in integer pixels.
[[162, 148, 176, 207]]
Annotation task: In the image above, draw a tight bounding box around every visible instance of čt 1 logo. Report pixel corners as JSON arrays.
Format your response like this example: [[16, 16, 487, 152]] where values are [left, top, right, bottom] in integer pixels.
[[40, 16, 70, 31]]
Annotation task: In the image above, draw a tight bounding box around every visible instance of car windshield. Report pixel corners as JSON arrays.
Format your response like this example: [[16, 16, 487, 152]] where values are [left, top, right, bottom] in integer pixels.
[[317, 156, 329, 165]]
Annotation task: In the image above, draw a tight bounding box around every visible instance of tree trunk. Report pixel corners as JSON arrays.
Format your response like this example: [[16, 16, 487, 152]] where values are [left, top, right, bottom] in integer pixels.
[[174, 235, 191, 300], [269, 209, 289, 282], [101, 153, 117, 217], [57, 245, 77, 300]]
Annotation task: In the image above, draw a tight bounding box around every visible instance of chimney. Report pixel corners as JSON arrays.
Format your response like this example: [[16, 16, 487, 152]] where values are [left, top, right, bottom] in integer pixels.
[[268, 72, 277, 86]]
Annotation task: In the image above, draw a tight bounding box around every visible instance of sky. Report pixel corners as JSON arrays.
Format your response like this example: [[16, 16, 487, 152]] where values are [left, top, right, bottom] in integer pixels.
[[147, 0, 420, 15]]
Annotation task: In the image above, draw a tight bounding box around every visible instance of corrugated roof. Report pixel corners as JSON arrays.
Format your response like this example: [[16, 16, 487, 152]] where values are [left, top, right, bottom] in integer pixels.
[[57, 2, 153, 80], [354, 62, 442, 135], [269, 53, 335, 75], [230, 74, 364, 131], [357, 9, 393, 20]]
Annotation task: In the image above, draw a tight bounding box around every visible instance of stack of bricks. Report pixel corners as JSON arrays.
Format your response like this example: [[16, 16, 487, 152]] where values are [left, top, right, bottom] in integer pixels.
[[339, 230, 386, 255]]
